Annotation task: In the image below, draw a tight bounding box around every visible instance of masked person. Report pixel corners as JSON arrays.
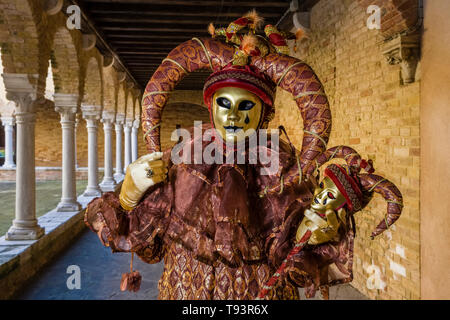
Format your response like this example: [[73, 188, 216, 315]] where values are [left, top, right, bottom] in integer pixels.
[[84, 12, 403, 300]]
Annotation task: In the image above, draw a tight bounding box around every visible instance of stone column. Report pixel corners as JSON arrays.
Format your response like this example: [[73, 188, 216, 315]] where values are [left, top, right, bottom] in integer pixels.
[[74, 114, 79, 169], [123, 118, 133, 169], [1, 116, 16, 169], [80, 104, 102, 199], [3, 73, 44, 240], [131, 119, 139, 162], [99, 110, 116, 192], [54, 94, 81, 212], [114, 113, 125, 181]]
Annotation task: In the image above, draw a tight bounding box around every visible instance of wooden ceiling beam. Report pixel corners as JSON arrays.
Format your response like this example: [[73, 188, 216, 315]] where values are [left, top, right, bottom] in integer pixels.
[[82, 1, 289, 8]]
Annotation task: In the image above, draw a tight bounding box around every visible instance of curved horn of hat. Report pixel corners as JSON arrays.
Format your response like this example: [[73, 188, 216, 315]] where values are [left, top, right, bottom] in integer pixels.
[[359, 174, 404, 239], [141, 38, 234, 153], [308, 145, 375, 176], [250, 54, 331, 172]]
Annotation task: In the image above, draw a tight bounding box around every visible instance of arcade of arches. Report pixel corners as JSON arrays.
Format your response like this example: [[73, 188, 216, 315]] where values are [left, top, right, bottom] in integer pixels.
[[0, 0, 449, 300]]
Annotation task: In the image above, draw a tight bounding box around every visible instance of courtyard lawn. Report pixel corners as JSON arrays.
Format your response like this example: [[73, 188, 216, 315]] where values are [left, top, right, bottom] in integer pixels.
[[0, 180, 88, 237]]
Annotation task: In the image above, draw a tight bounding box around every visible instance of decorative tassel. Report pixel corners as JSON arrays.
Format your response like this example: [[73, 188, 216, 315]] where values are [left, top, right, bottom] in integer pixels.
[[120, 252, 142, 292], [208, 23, 215, 37]]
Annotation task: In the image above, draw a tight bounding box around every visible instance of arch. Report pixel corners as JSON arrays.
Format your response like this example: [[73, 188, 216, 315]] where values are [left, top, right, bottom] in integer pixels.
[[44, 60, 55, 101], [0, 0, 42, 89], [82, 56, 103, 106], [125, 89, 134, 120], [134, 96, 141, 120], [48, 27, 80, 94], [103, 67, 118, 112], [117, 83, 126, 115]]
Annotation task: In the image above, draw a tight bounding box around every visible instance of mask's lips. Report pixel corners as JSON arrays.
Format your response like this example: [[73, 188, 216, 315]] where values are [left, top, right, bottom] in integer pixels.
[[223, 125, 243, 133]]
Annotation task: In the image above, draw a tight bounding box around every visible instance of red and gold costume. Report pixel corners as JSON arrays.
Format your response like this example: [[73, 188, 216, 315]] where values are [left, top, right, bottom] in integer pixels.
[[84, 13, 403, 300]]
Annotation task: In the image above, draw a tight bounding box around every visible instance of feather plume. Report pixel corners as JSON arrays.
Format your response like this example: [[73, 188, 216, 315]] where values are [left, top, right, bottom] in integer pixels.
[[295, 27, 308, 41], [241, 34, 258, 55], [208, 23, 215, 36], [244, 9, 264, 30]]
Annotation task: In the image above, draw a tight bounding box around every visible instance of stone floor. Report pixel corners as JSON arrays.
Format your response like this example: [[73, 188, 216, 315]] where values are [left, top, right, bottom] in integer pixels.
[[0, 180, 88, 236], [15, 228, 369, 300]]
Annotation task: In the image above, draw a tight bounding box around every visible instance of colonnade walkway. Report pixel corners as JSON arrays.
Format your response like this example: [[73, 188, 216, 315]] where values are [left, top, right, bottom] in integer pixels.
[[15, 229, 368, 300]]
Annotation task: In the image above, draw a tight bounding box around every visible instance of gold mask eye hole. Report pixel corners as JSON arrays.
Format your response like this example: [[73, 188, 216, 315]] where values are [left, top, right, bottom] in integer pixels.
[[216, 97, 231, 109]]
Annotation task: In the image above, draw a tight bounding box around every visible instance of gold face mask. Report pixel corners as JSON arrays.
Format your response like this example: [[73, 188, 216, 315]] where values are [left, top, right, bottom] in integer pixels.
[[212, 87, 263, 143], [311, 176, 347, 214]]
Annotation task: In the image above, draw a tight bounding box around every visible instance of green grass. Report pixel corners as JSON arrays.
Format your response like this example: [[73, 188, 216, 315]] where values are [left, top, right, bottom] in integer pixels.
[[0, 180, 88, 237]]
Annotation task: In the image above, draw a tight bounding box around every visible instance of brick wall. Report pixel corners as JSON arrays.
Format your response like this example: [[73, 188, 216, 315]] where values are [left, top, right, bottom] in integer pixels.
[[269, 0, 420, 299]]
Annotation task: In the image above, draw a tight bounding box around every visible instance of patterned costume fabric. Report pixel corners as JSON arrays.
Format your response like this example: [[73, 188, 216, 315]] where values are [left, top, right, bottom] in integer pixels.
[[84, 125, 356, 299]]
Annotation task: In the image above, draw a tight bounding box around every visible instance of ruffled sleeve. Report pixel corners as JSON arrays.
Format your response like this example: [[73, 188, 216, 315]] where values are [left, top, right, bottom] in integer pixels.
[[84, 171, 174, 264]]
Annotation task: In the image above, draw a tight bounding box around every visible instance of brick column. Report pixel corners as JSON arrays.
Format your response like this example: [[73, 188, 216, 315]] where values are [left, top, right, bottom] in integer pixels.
[[3, 73, 44, 240], [131, 119, 139, 162], [80, 104, 102, 200], [114, 113, 125, 181], [1, 116, 16, 169], [54, 94, 81, 212], [99, 110, 117, 192], [123, 118, 133, 169]]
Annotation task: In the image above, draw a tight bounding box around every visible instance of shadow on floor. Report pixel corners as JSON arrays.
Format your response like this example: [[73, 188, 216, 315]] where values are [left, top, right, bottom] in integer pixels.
[[15, 228, 368, 300]]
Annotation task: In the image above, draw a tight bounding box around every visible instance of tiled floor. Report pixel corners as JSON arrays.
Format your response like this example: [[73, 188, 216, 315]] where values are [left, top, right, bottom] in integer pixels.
[[15, 229, 368, 300]]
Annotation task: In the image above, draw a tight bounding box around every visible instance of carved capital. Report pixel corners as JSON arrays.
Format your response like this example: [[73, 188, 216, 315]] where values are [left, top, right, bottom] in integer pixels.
[[54, 93, 79, 116], [132, 119, 140, 129], [1, 116, 15, 127], [115, 113, 125, 125], [81, 104, 102, 120], [125, 118, 134, 127], [2, 74, 38, 114], [383, 34, 420, 84], [101, 110, 116, 124]]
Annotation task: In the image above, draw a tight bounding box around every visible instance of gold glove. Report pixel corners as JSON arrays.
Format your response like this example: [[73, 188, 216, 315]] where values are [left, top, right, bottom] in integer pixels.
[[296, 208, 346, 245], [119, 152, 168, 211]]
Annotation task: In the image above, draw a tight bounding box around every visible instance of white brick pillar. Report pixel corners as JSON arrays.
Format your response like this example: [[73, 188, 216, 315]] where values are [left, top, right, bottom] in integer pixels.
[[80, 104, 102, 199], [3, 73, 44, 240], [114, 113, 125, 181], [54, 94, 81, 212], [131, 119, 139, 162], [1, 116, 16, 169], [123, 118, 133, 169], [99, 110, 116, 192]]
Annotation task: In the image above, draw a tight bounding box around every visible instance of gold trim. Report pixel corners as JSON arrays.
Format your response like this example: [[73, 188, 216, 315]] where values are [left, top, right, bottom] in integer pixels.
[[162, 58, 188, 74], [142, 91, 171, 101], [304, 129, 327, 148], [277, 61, 302, 86], [329, 146, 340, 161], [344, 152, 358, 161], [386, 200, 404, 207], [368, 178, 386, 192], [293, 91, 326, 100], [192, 37, 214, 70], [143, 123, 161, 142]]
